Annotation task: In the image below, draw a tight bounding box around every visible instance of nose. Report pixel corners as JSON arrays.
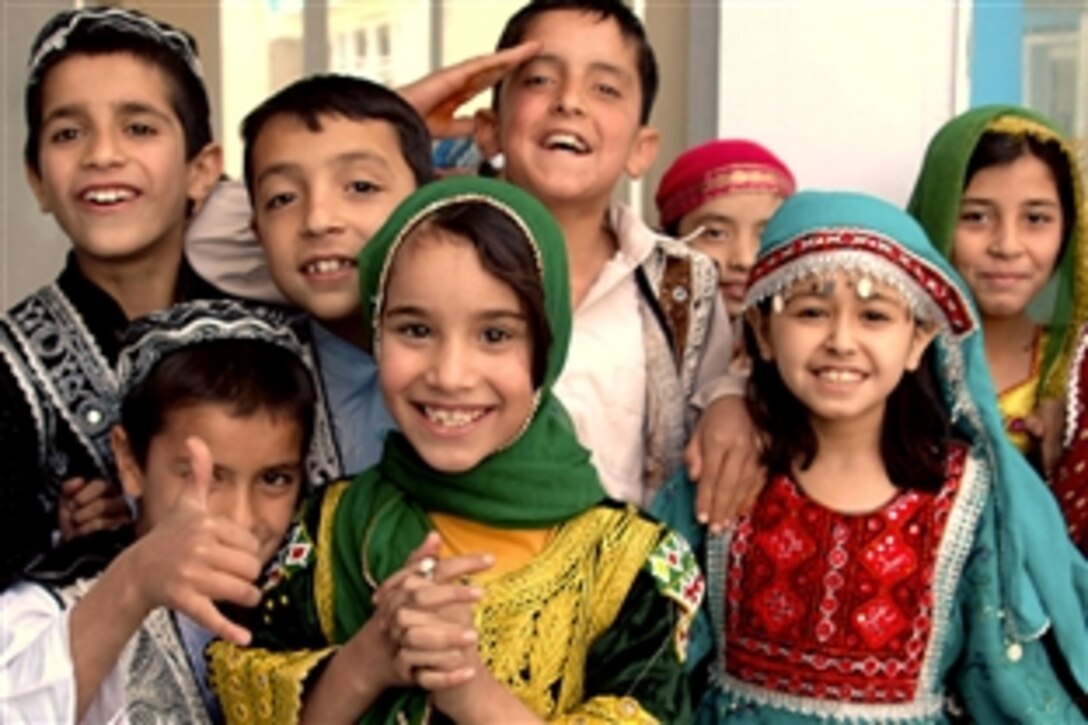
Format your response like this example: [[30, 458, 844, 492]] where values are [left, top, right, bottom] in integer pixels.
[[726, 229, 759, 273], [219, 483, 257, 534], [425, 337, 477, 392], [986, 217, 1022, 259], [301, 186, 345, 239], [553, 77, 585, 117], [824, 312, 858, 356], [81, 127, 124, 169]]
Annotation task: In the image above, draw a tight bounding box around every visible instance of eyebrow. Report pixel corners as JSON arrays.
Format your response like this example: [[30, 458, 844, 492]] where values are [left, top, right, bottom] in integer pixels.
[[385, 305, 526, 321], [527, 53, 631, 81], [691, 213, 737, 226], [961, 196, 1060, 208], [255, 150, 392, 189], [42, 100, 171, 127]]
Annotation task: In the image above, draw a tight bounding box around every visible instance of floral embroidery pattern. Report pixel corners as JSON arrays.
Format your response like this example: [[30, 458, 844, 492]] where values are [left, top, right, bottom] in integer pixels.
[[723, 447, 965, 704], [648, 530, 706, 659]]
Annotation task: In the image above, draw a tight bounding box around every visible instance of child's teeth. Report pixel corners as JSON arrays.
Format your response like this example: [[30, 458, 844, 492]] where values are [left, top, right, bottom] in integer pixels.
[[84, 188, 134, 204], [424, 406, 485, 428], [307, 259, 352, 274], [820, 369, 862, 383]]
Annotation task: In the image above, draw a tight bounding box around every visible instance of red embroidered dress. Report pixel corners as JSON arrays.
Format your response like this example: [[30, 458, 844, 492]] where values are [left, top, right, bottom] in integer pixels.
[[722, 447, 965, 705]]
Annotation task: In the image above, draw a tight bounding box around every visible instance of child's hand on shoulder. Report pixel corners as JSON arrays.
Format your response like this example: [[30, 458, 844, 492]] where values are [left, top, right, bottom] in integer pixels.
[[120, 437, 261, 646]]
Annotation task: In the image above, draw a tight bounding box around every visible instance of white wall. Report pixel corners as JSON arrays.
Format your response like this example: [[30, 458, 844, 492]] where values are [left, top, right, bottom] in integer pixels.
[[2, 0, 75, 309], [716, 0, 966, 206]]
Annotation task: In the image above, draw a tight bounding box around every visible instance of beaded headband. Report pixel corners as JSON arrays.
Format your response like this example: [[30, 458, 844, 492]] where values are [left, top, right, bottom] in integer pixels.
[[744, 227, 976, 337], [28, 7, 203, 85]]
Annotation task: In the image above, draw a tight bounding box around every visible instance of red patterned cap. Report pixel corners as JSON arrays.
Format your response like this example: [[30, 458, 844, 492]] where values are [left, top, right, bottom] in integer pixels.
[[655, 139, 796, 229]]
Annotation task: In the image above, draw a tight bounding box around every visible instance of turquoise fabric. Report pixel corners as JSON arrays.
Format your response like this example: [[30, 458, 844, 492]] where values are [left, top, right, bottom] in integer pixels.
[[655, 191, 1088, 721]]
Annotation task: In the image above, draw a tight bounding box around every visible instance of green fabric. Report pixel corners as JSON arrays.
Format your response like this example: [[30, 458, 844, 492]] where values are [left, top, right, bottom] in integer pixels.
[[345, 177, 606, 720], [906, 104, 1086, 398], [356, 176, 605, 529]]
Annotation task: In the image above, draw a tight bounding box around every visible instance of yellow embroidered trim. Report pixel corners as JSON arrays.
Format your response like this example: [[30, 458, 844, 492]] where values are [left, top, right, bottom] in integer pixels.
[[207, 641, 336, 725], [316, 480, 350, 643], [552, 695, 658, 724], [987, 114, 1088, 398], [474, 505, 661, 718]]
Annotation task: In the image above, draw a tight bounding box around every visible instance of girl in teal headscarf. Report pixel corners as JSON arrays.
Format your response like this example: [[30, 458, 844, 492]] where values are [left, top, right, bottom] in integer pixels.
[[655, 191, 1087, 722], [908, 106, 1088, 470], [208, 177, 704, 724]]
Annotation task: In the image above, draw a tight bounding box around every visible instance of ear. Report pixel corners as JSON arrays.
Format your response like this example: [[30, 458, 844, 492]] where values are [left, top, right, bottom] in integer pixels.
[[185, 142, 224, 215], [473, 108, 502, 157], [905, 320, 939, 372], [623, 126, 661, 180], [746, 307, 775, 362], [111, 426, 146, 499], [25, 165, 51, 213]]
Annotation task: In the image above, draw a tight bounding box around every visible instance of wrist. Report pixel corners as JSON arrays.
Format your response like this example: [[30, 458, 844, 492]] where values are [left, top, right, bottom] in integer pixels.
[[103, 545, 156, 624]]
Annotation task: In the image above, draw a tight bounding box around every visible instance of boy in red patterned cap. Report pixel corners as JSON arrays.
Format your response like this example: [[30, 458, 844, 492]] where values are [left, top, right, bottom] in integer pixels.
[[656, 140, 795, 319]]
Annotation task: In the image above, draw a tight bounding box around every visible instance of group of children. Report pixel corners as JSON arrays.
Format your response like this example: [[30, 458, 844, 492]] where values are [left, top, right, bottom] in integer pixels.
[[0, 1, 1085, 723]]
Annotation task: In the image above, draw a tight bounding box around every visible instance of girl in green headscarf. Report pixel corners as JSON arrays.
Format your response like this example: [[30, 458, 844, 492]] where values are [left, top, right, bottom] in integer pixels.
[[207, 177, 703, 724], [908, 105, 1088, 470]]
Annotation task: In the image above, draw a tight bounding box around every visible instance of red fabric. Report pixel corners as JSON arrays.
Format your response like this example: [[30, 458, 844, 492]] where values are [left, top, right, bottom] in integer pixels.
[[655, 139, 795, 228], [723, 446, 965, 704], [1050, 347, 1088, 555]]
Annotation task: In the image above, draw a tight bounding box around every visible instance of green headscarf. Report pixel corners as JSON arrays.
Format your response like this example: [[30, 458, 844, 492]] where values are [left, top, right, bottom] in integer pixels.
[[907, 105, 1088, 399], [332, 175, 607, 723], [358, 175, 605, 528]]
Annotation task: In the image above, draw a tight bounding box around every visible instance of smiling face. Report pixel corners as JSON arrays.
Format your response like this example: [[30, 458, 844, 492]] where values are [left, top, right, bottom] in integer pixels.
[[114, 402, 304, 566], [479, 9, 659, 211], [26, 52, 220, 267], [677, 191, 783, 316], [751, 271, 935, 430], [250, 114, 418, 326], [378, 228, 537, 473], [951, 152, 1064, 321]]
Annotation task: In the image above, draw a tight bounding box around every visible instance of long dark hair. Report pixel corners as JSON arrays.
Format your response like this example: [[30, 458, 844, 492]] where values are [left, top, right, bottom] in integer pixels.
[[744, 301, 953, 492]]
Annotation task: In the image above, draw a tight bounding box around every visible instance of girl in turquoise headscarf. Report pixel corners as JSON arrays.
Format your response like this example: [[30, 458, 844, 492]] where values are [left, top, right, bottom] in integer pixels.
[[207, 177, 704, 724], [908, 106, 1088, 470], [655, 191, 1087, 722]]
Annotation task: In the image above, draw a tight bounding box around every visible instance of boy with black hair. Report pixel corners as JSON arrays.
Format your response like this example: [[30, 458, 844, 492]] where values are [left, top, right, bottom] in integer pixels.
[[0, 7, 225, 589], [475, 0, 759, 518], [234, 74, 432, 476], [0, 300, 314, 723]]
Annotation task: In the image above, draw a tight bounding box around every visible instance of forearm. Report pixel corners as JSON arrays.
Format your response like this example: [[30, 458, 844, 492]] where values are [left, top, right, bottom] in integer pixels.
[[300, 620, 392, 724], [68, 547, 150, 719], [438, 674, 543, 725]]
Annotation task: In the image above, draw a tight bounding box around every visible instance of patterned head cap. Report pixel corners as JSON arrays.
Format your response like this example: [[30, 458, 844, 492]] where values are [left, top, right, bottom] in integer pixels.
[[116, 300, 306, 401], [655, 139, 795, 229], [27, 7, 203, 85]]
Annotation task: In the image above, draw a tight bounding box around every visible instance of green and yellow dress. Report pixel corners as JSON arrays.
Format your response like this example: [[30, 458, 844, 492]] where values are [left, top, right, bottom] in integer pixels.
[[208, 177, 704, 723]]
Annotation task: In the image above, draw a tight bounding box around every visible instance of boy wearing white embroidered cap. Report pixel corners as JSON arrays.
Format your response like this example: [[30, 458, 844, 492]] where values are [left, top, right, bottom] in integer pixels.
[[0, 7, 224, 590]]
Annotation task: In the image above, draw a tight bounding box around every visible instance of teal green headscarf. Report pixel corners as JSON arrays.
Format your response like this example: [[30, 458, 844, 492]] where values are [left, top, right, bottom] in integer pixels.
[[907, 105, 1088, 400], [745, 190, 1088, 694]]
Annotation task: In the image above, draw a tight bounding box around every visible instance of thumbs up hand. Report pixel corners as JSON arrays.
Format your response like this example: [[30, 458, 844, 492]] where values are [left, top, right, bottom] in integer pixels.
[[124, 437, 263, 645]]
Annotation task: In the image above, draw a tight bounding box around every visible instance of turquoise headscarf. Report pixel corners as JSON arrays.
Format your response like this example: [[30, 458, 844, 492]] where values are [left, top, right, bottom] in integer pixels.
[[744, 190, 1088, 691]]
